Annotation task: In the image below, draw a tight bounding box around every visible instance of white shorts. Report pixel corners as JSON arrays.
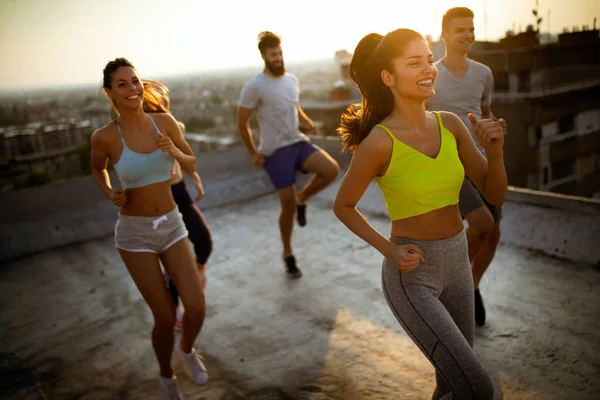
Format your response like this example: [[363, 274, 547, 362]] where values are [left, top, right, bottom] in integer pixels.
[[115, 207, 188, 253]]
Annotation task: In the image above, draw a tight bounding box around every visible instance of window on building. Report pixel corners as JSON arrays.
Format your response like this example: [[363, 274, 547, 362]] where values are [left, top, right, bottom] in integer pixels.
[[559, 115, 575, 134], [576, 108, 600, 136], [543, 167, 549, 184], [552, 158, 577, 180], [518, 70, 530, 92], [528, 125, 542, 147], [495, 72, 509, 91]]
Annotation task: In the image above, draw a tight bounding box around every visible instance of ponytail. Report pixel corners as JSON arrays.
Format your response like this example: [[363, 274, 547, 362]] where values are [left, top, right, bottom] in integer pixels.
[[338, 33, 392, 152], [337, 29, 424, 152], [142, 80, 170, 114]]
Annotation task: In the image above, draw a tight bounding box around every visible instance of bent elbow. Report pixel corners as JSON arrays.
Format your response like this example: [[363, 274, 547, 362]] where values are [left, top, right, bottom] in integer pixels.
[[333, 200, 354, 222], [333, 200, 345, 220]]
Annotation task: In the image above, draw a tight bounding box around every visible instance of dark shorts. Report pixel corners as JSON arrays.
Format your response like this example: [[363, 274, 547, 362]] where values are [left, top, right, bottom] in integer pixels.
[[264, 141, 319, 190], [459, 178, 502, 222]]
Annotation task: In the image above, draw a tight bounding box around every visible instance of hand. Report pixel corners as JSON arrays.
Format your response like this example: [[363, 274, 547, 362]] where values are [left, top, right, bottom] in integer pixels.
[[251, 152, 265, 167], [468, 113, 504, 155], [110, 188, 127, 207], [497, 117, 508, 135], [157, 132, 176, 157], [193, 177, 205, 201], [388, 243, 424, 273], [303, 123, 318, 135]]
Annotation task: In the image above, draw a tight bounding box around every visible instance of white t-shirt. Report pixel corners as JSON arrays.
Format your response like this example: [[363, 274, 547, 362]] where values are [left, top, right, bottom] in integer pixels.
[[239, 72, 308, 156], [427, 59, 494, 154]]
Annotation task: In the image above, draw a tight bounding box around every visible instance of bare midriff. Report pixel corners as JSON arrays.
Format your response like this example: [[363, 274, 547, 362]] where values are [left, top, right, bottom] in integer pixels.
[[390, 204, 463, 240], [119, 180, 177, 217]]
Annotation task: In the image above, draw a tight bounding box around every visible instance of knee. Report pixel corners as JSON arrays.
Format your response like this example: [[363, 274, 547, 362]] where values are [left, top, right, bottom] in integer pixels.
[[280, 198, 297, 216], [468, 225, 489, 243], [154, 309, 176, 331], [323, 160, 340, 182], [487, 224, 501, 246], [183, 301, 205, 323], [473, 220, 494, 241]]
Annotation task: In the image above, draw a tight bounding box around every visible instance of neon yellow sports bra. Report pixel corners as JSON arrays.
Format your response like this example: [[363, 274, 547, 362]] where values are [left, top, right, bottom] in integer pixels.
[[375, 111, 465, 221]]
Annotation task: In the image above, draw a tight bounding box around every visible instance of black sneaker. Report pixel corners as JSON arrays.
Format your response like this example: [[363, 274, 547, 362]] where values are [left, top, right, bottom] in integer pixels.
[[284, 255, 302, 278], [474, 289, 486, 326], [296, 204, 307, 227]]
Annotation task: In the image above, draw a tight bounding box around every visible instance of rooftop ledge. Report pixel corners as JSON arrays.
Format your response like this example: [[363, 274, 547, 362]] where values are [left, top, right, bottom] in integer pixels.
[[0, 137, 598, 265]]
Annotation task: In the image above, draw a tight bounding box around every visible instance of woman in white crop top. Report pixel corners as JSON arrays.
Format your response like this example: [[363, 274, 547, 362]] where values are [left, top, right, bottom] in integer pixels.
[[90, 58, 208, 398]]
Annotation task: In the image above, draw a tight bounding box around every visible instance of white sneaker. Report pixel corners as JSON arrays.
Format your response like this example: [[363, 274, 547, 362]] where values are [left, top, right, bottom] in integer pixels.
[[175, 340, 209, 386], [158, 376, 183, 400]]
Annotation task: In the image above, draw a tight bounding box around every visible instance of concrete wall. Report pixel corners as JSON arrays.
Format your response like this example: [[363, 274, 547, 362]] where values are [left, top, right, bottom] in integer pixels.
[[1, 137, 597, 266], [0, 137, 349, 262]]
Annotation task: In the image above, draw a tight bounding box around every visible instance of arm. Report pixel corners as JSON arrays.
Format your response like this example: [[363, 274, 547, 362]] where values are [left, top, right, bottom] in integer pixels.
[[297, 104, 317, 133], [481, 105, 494, 120], [481, 70, 507, 134], [236, 105, 259, 156], [333, 129, 424, 270], [157, 114, 197, 176], [177, 121, 205, 200], [90, 129, 126, 206], [481, 69, 495, 119], [443, 112, 507, 206], [90, 131, 113, 198], [236, 81, 265, 166]]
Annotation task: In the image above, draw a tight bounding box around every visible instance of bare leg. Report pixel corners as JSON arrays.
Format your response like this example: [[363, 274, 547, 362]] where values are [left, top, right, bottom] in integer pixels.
[[276, 185, 297, 255], [297, 149, 340, 203], [471, 222, 501, 288], [464, 206, 494, 266], [160, 238, 205, 353], [118, 250, 176, 378]]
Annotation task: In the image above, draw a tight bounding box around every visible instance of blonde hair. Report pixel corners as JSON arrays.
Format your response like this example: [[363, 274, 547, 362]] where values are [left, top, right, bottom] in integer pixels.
[[142, 79, 170, 114]]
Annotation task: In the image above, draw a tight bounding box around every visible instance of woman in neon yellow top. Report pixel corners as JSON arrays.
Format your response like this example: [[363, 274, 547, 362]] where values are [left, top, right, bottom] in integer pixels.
[[334, 29, 506, 400]]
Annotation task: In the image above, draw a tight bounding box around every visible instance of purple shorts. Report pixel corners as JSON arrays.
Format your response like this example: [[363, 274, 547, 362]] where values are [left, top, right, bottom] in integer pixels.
[[264, 141, 319, 190]]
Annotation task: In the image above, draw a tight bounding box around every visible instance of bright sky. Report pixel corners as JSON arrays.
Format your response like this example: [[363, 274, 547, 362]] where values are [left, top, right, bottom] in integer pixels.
[[1, 0, 598, 89]]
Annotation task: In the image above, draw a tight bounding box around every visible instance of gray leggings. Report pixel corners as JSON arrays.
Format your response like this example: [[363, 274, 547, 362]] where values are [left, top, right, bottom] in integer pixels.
[[382, 229, 494, 400]]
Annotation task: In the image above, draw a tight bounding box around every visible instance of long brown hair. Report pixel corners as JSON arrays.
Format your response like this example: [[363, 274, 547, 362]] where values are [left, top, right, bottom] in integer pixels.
[[337, 29, 424, 152], [142, 79, 170, 114]]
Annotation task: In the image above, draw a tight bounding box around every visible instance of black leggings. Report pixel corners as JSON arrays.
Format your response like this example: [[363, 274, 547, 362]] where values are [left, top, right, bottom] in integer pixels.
[[168, 180, 213, 306]]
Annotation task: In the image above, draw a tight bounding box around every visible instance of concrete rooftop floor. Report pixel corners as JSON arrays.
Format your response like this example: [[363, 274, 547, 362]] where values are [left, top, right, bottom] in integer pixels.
[[1, 184, 599, 400]]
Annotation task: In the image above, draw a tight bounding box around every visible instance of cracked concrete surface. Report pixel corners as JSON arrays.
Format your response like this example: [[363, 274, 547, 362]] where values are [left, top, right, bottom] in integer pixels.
[[1, 188, 599, 399]]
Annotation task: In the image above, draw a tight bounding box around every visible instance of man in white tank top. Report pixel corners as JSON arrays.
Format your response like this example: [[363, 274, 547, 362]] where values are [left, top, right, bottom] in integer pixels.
[[427, 7, 507, 327]]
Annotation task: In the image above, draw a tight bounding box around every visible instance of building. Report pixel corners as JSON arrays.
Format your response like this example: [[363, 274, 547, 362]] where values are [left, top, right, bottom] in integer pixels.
[[0, 120, 92, 190], [302, 50, 361, 134], [469, 27, 600, 197]]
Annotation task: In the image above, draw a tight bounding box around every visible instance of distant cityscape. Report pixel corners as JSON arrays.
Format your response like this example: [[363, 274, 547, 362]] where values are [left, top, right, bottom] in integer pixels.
[[1, 24, 599, 200]]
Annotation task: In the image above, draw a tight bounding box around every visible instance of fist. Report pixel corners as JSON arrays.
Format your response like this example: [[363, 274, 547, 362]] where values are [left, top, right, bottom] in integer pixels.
[[110, 188, 127, 207], [468, 113, 504, 154], [497, 118, 507, 135], [389, 243, 424, 273], [157, 132, 175, 156], [193, 178, 205, 201], [251, 152, 265, 168]]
